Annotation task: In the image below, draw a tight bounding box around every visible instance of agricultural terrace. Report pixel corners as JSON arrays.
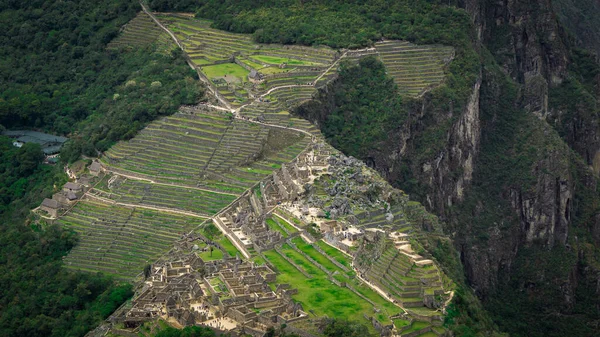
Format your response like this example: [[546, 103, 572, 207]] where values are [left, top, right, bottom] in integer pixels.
[[102, 109, 309, 194], [95, 177, 237, 216], [361, 240, 447, 333], [107, 12, 169, 50], [375, 40, 454, 97], [238, 102, 321, 136], [251, 55, 321, 66], [265, 215, 299, 238], [356, 205, 413, 233], [201, 63, 249, 83], [57, 200, 205, 280], [295, 238, 446, 336], [263, 237, 401, 330], [153, 14, 337, 106]]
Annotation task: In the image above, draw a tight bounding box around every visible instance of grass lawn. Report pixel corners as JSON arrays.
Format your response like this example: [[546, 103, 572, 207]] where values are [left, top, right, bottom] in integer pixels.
[[217, 235, 240, 257], [202, 63, 249, 80], [292, 237, 345, 274], [266, 218, 288, 238], [192, 58, 212, 65], [280, 244, 322, 276], [199, 247, 223, 261], [273, 214, 299, 232], [239, 58, 265, 70], [394, 318, 410, 330], [197, 224, 240, 257], [316, 240, 352, 268], [263, 248, 392, 326], [416, 333, 438, 337], [253, 55, 321, 66], [402, 321, 431, 334], [252, 255, 266, 265]]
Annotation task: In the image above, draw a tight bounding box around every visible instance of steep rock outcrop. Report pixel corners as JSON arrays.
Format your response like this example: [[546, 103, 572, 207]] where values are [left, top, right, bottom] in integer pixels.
[[298, 71, 483, 217], [462, 0, 600, 169]]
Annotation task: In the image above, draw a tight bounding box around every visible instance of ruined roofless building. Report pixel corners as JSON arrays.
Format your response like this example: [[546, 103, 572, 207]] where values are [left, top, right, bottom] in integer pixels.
[[88, 161, 102, 176]]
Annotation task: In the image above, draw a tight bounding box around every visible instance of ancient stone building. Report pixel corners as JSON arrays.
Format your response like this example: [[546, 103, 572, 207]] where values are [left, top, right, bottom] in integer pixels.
[[41, 198, 60, 218]]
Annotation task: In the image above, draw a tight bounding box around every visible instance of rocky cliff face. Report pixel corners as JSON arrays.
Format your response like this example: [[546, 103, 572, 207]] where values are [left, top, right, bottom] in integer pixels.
[[463, 0, 600, 169], [552, 0, 600, 57]]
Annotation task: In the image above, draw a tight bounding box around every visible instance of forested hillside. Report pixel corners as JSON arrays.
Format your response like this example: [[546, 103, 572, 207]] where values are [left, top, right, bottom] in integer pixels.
[[0, 0, 203, 160], [0, 1, 203, 336]]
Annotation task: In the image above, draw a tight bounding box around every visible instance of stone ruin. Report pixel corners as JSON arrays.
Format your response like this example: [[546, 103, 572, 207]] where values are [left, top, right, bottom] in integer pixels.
[[37, 161, 102, 219], [118, 239, 307, 335], [214, 142, 333, 254]]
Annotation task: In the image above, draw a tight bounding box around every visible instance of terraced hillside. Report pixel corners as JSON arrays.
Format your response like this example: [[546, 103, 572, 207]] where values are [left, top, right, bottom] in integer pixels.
[[152, 14, 337, 107], [263, 237, 400, 329], [352, 233, 449, 336], [101, 108, 309, 194], [58, 200, 205, 279], [238, 102, 321, 136], [107, 12, 167, 49], [375, 40, 454, 97], [54, 107, 310, 280], [94, 176, 237, 216], [356, 206, 412, 232], [365, 243, 444, 310]]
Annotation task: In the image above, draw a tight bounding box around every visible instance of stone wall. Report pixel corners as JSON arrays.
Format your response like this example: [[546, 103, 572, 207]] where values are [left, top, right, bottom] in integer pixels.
[[274, 246, 312, 278]]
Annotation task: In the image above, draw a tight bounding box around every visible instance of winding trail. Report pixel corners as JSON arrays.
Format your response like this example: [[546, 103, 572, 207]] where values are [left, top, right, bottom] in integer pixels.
[[313, 50, 348, 84], [140, 2, 233, 110]]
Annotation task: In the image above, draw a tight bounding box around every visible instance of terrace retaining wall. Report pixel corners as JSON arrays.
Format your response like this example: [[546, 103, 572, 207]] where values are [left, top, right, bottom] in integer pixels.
[[312, 244, 351, 272], [233, 57, 255, 73], [287, 239, 332, 276], [263, 71, 321, 81], [274, 246, 312, 278]]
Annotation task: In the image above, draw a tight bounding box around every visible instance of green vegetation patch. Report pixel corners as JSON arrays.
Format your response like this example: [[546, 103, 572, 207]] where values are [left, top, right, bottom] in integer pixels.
[[316, 240, 352, 268], [199, 246, 224, 261], [264, 244, 397, 326], [292, 237, 345, 274], [202, 63, 250, 81], [266, 218, 288, 238], [263, 249, 380, 324], [252, 55, 321, 66], [273, 215, 299, 233]]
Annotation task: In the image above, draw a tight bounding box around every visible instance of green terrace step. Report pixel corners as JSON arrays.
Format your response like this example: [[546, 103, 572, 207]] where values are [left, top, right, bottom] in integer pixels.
[[57, 200, 205, 279], [107, 12, 164, 49], [374, 40, 454, 97]]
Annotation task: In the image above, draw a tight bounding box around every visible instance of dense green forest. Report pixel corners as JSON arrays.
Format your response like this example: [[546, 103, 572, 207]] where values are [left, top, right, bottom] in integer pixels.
[[0, 1, 203, 336], [151, 0, 469, 48], [0, 0, 204, 161], [321, 57, 407, 158], [0, 136, 133, 337]]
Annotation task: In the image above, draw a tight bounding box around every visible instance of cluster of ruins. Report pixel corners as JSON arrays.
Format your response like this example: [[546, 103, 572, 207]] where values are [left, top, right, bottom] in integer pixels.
[[38, 161, 102, 218], [119, 236, 307, 336], [213, 142, 333, 256]]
